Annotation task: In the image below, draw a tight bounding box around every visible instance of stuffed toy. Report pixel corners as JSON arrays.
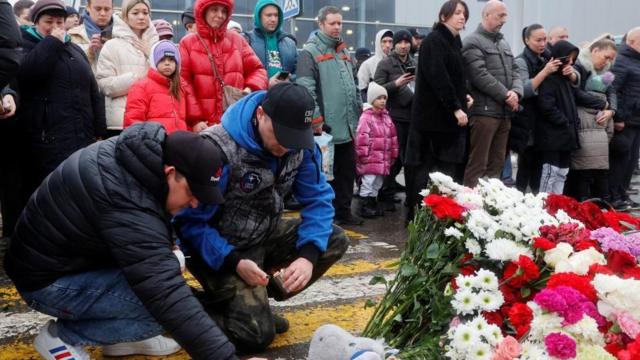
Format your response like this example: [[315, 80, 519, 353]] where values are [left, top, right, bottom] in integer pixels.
[[307, 324, 387, 360]]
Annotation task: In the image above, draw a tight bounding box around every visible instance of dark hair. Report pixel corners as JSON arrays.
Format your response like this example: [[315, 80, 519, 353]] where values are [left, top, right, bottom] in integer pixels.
[[168, 60, 181, 100], [317, 6, 340, 24], [87, 0, 114, 6], [436, 0, 469, 26], [522, 23, 544, 44], [13, 0, 34, 16]]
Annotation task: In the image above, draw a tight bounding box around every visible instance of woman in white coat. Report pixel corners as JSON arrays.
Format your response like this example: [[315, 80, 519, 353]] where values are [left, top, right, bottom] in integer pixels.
[[96, 0, 158, 136]]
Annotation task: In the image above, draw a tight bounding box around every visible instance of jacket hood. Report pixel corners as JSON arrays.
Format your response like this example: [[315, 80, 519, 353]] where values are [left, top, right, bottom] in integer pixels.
[[221, 91, 267, 157], [195, 0, 233, 41], [373, 28, 393, 58], [112, 12, 158, 44], [253, 0, 283, 35], [550, 40, 579, 66], [577, 46, 613, 75], [115, 122, 169, 203], [619, 43, 640, 61]]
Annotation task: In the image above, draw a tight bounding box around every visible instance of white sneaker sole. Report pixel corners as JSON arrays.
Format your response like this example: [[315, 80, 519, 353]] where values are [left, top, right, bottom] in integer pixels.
[[102, 344, 181, 357]]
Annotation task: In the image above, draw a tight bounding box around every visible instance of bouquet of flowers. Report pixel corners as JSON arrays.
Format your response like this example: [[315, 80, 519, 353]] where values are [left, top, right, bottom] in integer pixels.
[[362, 173, 640, 359]]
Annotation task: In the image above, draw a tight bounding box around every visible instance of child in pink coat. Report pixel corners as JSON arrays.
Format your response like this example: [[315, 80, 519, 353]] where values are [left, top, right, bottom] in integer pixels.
[[355, 82, 399, 218]]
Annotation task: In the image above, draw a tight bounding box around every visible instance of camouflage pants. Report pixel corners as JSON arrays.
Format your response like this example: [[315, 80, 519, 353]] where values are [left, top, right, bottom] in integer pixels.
[[187, 218, 349, 353]]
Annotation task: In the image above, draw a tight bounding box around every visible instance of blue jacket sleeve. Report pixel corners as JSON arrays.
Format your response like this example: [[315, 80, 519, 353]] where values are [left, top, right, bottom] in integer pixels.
[[173, 165, 234, 271], [292, 146, 335, 253]]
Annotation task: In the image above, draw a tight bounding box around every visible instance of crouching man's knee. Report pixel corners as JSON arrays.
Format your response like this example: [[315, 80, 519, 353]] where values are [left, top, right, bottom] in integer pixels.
[[323, 225, 350, 262], [226, 315, 275, 353]]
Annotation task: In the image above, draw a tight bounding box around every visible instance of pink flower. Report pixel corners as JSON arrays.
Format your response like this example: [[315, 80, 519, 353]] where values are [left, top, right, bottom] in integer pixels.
[[615, 311, 640, 338], [491, 336, 522, 360], [534, 288, 568, 313], [449, 316, 462, 329], [545, 333, 577, 360]]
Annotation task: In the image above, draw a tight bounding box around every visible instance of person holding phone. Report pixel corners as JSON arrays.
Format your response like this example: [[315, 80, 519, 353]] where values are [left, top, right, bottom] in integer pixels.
[[372, 29, 416, 211], [245, 0, 298, 86], [68, 0, 114, 73]]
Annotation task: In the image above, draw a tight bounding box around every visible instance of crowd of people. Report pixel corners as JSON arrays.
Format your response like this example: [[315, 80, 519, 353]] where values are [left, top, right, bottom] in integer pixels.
[[1, 0, 640, 358]]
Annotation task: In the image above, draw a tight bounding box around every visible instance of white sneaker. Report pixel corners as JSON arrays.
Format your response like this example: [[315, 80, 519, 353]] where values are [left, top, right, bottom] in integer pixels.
[[102, 335, 181, 356], [34, 320, 90, 360]]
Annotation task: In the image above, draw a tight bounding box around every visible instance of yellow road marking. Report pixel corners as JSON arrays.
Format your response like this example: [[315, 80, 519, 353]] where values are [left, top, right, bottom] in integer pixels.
[[325, 259, 398, 277]]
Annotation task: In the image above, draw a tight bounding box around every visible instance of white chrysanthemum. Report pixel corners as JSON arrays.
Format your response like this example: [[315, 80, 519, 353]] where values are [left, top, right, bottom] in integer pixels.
[[482, 323, 504, 347], [429, 172, 465, 196], [555, 209, 585, 227], [484, 238, 533, 262], [529, 311, 563, 340], [520, 341, 551, 360], [469, 316, 489, 333], [475, 290, 504, 313], [468, 342, 492, 360], [419, 188, 430, 197], [452, 289, 476, 315], [451, 324, 480, 351], [445, 227, 465, 240], [576, 344, 616, 360], [465, 238, 482, 256], [473, 269, 499, 291], [543, 242, 573, 268], [454, 190, 483, 210], [455, 274, 475, 291], [565, 316, 604, 346]]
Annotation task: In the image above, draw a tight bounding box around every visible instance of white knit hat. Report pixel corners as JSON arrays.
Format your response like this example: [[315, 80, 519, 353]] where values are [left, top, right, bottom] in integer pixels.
[[367, 81, 388, 105]]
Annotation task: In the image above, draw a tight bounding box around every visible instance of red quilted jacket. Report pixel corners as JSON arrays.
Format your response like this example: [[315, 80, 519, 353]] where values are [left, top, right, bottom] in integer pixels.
[[179, 0, 268, 125], [124, 68, 201, 134]]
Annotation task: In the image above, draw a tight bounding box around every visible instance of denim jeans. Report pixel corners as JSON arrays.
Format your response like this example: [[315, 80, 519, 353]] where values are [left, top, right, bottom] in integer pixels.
[[20, 268, 164, 346]]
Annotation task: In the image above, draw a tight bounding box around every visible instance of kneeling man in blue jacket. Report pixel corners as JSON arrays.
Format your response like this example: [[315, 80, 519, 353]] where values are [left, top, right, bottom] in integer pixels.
[[174, 82, 349, 353]]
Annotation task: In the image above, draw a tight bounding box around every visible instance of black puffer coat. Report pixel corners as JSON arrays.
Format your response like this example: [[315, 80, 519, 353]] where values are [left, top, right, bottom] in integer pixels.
[[4, 123, 237, 360], [612, 44, 640, 127], [536, 41, 607, 152], [0, 0, 20, 89], [18, 28, 106, 192]]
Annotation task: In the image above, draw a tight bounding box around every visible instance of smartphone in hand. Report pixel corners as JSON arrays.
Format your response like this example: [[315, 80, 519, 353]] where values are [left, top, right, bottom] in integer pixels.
[[405, 66, 416, 75], [276, 71, 290, 81]]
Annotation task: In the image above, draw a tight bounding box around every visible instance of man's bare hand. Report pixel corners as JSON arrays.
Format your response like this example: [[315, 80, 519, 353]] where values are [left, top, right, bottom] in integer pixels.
[[394, 73, 415, 88], [0, 95, 16, 119], [236, 259, 269, 287], [283, 257, 313, 293], [89, 34, 103, 53], [454, 109, 468, 127]]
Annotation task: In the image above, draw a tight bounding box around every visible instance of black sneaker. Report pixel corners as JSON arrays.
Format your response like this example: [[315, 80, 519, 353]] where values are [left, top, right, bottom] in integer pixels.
[[335, 213, 364, 226], [273, 313, 289, 334], [612, 199, 631, 211]]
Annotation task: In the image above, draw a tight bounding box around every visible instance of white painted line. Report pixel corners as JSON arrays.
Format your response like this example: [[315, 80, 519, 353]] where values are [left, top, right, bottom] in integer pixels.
[[0, 311, 52, 338], [270, 273, 394, 308]]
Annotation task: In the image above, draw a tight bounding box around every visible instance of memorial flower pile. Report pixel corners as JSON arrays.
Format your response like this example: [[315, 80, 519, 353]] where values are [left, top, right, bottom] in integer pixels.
[[363, 173, 640, 359]]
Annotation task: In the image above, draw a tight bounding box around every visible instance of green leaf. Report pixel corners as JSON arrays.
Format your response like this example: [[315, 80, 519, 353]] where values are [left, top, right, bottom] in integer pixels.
[[393, 314, 403, 322], [425, 242, 440, 259], [400, 264, 418, 277], [520, 287, 531, 298], [369, 275, 388, 286], [364, 299, 377, 308]]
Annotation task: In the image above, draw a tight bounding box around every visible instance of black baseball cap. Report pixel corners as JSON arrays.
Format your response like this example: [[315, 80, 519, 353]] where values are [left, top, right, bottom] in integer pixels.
[[164, 131, 225, 205], [407, 27, 426, 39], [261, 83, 315, 150]]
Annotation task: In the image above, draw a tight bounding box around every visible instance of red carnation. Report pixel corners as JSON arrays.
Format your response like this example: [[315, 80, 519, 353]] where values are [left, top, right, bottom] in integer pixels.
[[533, 237, 557, 251], [623, 267, 640, 280], [502, 255, 540, 289], [547, 273, 597, 302], [618, 336, 640, 360], [608, 250, 637, 275], [574, 240, 600, 252], [423, 194, 465, 222], [482, 311, 504, 327], [588, 263, 615, 278], [604, 342, 625, 357], [508, 303, 533, 340]]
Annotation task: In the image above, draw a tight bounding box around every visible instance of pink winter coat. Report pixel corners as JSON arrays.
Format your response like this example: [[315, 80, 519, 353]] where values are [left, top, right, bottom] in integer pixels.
[[355, 107, 399, 176]]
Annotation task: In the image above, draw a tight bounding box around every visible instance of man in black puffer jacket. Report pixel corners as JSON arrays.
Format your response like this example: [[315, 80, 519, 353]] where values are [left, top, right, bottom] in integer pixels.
[[3, 123, 240, 360], [0, 0, 20, 89]]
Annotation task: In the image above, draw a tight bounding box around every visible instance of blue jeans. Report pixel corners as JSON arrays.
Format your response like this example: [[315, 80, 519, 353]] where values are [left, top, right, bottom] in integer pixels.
[[20, 269, 163, 346]]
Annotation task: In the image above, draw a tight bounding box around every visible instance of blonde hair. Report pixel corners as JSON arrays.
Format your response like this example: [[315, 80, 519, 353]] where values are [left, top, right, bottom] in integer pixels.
[[120, 0, 150, 20]]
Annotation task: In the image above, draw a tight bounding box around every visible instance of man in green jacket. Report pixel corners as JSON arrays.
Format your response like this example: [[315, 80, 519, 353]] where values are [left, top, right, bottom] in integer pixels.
[[296, 5, 363, 225]]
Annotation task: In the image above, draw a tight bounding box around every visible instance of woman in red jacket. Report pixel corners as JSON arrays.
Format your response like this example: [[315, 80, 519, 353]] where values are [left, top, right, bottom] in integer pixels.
[[179, 0, 268, 130], [124, 40, 202, 133]]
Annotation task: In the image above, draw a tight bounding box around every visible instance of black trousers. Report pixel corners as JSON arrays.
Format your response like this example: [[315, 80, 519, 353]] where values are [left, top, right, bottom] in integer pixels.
[[610, 128, 640, 201], [515, 146, 542, 194], [329, 141, 357, 219], [567, 169, 609, 201], [187, 218, 349, 353], [380, 121, 409, 198], [0, 161, 23, 237]]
